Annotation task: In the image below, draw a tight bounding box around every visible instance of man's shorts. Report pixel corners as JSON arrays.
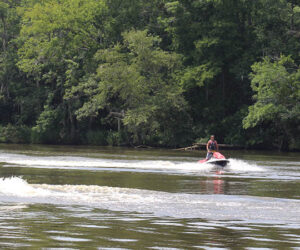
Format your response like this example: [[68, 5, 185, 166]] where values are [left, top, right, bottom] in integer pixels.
[[206, 152, 213, 160]]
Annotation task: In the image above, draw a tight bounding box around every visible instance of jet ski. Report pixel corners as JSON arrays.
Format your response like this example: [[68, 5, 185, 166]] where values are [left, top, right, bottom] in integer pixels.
[[198, 152, 229, 167]]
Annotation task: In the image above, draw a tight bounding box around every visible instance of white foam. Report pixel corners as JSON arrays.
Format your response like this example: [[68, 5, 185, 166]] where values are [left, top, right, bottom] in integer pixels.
[[0, 204, 28, 211], [0, 177, 299, 223], [0, 177, 51, 197], [0, 153, 214, 174], [0, 152, 264, 175], [227, 158, 264, 172]]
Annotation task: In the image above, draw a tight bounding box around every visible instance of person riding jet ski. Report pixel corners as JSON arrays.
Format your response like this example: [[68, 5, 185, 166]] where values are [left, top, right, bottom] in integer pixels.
[[206, 135, 219, 160]]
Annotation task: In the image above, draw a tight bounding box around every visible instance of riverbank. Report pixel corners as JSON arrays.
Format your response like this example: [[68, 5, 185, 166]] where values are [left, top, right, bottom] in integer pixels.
[[175, 143, 244, 151], [1, 124, 299, 152], [0, 141, 299, 154]]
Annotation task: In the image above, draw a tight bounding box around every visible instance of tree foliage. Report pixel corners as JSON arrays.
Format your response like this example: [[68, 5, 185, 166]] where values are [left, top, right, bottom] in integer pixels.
[[66, 30, 190, 146], [0, 0, 299, 149], [243, 56, 300, 150]]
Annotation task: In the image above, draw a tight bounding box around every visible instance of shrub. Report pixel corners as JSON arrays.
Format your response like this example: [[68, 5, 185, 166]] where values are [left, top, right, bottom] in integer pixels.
[[85, 130, 107, 145], [0, 124, 31, 143]]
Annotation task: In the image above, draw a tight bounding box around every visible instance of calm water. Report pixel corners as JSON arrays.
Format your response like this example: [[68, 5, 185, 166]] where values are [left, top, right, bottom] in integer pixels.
[[0, 144, 299, 249]]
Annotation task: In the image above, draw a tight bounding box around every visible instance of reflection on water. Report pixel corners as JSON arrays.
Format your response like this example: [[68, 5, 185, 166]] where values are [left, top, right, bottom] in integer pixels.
[[203, 170, 225, 194], [213, 176, 224, 194], [0, 144, 299, 248], [0, 203, 299, 249]]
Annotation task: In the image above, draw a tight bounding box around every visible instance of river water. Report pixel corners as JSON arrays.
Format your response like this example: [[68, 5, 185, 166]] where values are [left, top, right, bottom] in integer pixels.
[[0, 144, 299, 249]]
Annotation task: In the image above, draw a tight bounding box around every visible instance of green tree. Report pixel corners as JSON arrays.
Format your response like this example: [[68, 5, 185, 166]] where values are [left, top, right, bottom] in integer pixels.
[[159, 0, 260, 141], [66, 30, 191, 146], [0, 0, 299, 149], [0, 0, 33, 125], [17, 0, 108, 143], [243, 56, 300, 150]]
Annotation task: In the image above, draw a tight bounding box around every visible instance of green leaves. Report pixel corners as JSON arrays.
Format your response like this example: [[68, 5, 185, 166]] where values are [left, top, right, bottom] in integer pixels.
[[1, 0, 300, 148], [18, 0, 107, 72], [0, 2, 9, 18], [68, 29, 189, 145], [180, 64, 220, 89], [15, 0, 110, 143], [243, 55, 300, 149]]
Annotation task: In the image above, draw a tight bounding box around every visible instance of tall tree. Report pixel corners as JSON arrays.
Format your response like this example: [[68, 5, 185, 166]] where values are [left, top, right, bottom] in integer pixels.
[[66, 30, 191, 146], [17, 0, 108, 143], [243, 56, 300, 150]]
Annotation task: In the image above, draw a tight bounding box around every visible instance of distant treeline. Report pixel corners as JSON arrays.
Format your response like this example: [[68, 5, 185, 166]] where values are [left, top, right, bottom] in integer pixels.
[[0, 0, 299, 150]]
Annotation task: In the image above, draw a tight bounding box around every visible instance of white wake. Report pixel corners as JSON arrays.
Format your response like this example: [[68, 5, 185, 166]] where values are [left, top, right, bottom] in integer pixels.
[[0, 177, 298, 223], [0, 152, 263, 174], [227, 158, 264, 172]]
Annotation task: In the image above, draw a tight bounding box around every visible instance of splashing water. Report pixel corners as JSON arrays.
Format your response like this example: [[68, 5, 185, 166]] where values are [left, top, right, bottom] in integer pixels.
[[0, 152, 263, 175], [0, 177, 298, 223], [227, 158, 264, 172], [0, 146, 299, 249]]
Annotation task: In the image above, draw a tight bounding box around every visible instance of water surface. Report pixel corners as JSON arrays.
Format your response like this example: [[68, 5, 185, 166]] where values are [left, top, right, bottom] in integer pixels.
[[0, 144, 299, 249]]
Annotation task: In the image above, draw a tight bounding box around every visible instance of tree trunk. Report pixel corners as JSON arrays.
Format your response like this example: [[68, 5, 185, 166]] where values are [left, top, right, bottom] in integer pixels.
[[1, 15, 8, 98], [291, 1, 295, 30], [117, 118, 121, 132], [279, 136, 289, 151], [205, 83, 209, 101], [1, 16, 7, 52], [68, 104, 76, 143], [222, 71, 225, 101]]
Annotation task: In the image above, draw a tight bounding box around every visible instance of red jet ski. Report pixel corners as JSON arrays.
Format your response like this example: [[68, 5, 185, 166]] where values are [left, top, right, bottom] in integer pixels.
[[198, 152, 229, 167]]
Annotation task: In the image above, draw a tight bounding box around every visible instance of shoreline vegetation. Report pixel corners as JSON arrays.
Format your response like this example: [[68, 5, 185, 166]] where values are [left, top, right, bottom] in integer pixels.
[[1, 142, 300, 153], [175, 143, 244, 151], [1, 139, 300, 152], [0, 1, 299, 151]]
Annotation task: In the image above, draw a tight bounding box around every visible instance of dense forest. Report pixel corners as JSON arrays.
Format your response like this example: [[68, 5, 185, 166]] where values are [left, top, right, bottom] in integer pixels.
[[0, 0, 299, 150]]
